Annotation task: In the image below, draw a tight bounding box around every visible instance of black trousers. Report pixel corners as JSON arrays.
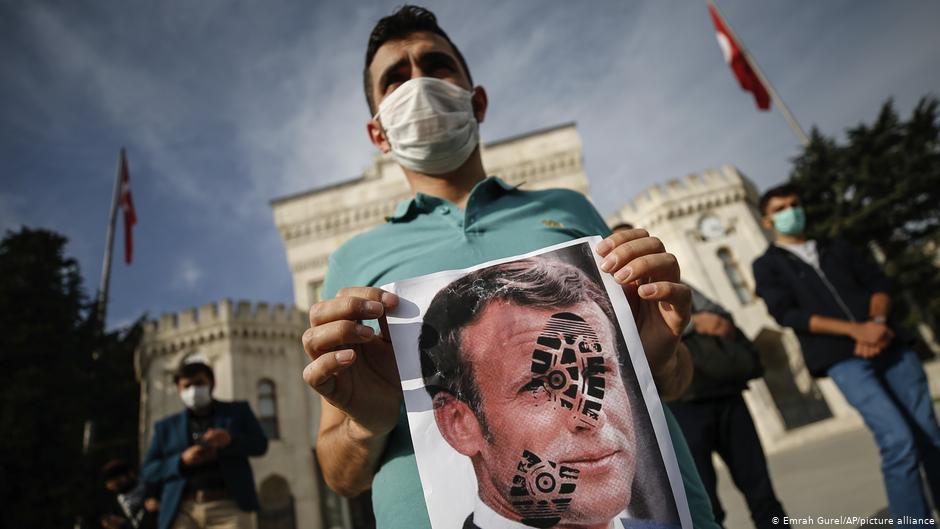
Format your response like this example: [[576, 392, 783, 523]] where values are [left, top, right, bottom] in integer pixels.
[[668, 394, 788, 529]]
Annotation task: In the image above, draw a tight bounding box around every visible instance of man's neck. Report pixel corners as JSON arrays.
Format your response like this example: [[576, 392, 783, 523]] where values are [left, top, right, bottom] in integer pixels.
[[776, 233, 808, 245], [402, 149, 487, 209], [188, 401, 214, 417]]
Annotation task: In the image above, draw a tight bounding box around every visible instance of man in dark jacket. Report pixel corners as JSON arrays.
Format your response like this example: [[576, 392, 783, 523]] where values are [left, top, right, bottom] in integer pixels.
[[752, 184, 940, 527], [667, 287, 787, 529], [142, 362, 268, 529]]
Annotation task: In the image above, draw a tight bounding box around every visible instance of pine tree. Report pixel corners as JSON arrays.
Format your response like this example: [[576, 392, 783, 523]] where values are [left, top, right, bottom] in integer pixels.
[[0, 227, 143, 528]]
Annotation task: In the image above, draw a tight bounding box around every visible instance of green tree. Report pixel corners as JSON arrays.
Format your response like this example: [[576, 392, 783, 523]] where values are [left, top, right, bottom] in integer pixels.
[[0, 227, 142, 528], [789, 95, 940, 339]]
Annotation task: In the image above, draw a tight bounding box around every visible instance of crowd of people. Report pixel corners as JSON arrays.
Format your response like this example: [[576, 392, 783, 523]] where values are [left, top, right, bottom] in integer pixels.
[[107, 5, 938, 529]]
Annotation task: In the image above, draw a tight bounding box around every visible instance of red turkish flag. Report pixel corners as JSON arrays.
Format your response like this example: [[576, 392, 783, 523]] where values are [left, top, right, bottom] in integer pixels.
[[708, 3, 771, 111], [118, 149, 137, 264]]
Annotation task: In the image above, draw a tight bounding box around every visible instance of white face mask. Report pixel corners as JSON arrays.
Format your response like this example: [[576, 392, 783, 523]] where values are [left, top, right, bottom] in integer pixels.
[[180, 384, 212, 411], [374, 77, 479, 175]]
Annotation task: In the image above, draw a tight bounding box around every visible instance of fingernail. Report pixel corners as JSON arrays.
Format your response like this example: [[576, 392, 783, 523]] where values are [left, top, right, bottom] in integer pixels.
[[638, 284, 656, 297], [364, 300, 383, 316], [614, 266, 633, 282], [356, 324, 374, 338], [596, 240, 612, 254], [336, 350, 354, 364], [601, 255, 616, 272], [381, 292, 399, 306]]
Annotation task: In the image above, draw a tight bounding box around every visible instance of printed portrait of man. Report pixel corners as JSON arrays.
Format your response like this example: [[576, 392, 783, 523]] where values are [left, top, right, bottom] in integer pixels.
[[417, 249, 681, 529]]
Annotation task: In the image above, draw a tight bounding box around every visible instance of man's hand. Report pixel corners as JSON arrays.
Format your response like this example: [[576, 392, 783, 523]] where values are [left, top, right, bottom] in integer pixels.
[[100, 515, 125, 529], [597, 229, 692, 398], [851, 321, 894, 358], [202, 428, 232, 449], [181, 445, 217, 467], [143, 498, 160, 513], [302, 287, 402, 441], [691, 312, 735, 338]]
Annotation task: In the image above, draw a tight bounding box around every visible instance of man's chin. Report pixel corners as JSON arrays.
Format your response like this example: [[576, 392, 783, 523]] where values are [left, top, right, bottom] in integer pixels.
[[561, 469, 633, 525]]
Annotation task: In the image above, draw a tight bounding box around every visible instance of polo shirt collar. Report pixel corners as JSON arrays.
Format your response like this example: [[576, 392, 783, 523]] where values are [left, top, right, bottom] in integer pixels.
[[385, 176, 517, 223]]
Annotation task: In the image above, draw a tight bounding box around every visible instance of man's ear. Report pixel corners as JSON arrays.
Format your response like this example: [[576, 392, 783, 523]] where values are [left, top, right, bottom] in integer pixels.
[[432, 393, 485, 458], [471, 86, 488, 124], [760, 214, 774, 231], [367, 119, 391, 154]]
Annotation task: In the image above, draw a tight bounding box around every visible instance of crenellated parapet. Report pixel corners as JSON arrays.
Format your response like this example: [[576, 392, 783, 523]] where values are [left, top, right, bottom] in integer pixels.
[[614, 165, 760, 228], [138, 299, 307, 359]]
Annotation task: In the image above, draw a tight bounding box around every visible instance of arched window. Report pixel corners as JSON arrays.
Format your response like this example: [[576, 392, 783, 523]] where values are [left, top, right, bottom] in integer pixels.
[[258, 379, 279, 440], [258, 474, 296, 529], [717, 247, 753, 304]]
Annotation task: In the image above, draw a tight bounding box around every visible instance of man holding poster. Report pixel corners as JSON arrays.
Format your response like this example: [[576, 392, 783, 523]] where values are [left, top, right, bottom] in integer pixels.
[[405, 252, 684, 529], [300, 5, 718, 529]]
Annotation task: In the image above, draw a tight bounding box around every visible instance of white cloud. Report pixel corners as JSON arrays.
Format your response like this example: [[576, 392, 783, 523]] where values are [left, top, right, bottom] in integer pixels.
[[174, 257, 203, 289], [24, 4, 237, 210]]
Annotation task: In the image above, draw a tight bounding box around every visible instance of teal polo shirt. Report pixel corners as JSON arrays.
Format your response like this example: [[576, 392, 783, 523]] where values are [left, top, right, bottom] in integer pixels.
[[322, 176, 718, 529]]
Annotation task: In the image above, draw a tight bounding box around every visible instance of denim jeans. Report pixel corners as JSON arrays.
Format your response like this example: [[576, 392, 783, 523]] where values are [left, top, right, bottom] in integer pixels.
[[828, 348, 940, 528]]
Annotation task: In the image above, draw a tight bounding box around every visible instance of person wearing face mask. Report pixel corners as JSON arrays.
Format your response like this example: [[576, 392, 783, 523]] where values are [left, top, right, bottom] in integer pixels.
[[141, 362, 267, 529], [302, 5, 722, 529], [99, 458, 159, 529], [752, 184, 940, 528]]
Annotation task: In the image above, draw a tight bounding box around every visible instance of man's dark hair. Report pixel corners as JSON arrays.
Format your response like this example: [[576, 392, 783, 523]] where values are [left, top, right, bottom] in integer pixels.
[[100, 458, 131, 481], [173, 361, 215, 385], [418, 258, 617, 435], [363, 5, 473, 114], [758, 183, 801, 216]]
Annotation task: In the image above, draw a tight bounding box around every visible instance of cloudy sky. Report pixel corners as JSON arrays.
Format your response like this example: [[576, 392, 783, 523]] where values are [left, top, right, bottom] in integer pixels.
[[2, 0, 938, 329]]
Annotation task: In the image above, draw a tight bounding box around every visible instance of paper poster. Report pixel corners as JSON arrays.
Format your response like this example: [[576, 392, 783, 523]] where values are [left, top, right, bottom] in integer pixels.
[[383, 236, 691, 529]]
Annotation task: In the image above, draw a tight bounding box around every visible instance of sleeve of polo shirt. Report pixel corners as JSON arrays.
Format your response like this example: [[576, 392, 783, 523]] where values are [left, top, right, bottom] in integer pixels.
[[321, 247, 352, 302], [753, 255, 812, 332], [321, 245, 385, 333], [583, 196, 614, 238], [664, 407, 721, 529]]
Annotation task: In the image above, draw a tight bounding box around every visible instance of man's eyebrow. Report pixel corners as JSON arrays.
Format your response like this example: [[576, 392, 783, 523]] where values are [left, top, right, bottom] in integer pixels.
[[377, 57, 409, 92], [416, 50, 460, 72]]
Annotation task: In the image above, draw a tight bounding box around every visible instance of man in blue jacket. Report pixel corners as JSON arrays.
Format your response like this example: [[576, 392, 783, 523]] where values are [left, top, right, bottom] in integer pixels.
[[752, 183, 940, 528], [142, 362, 268, 529]]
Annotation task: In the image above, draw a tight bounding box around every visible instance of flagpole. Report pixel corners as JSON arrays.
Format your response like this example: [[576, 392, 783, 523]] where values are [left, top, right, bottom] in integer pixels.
[[96, 148, 124, 330], [708, 0, 810, 146]]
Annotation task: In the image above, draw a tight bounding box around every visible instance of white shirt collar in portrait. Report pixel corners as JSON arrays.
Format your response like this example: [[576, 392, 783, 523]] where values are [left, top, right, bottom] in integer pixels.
[[472, 496, 627, 529]]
